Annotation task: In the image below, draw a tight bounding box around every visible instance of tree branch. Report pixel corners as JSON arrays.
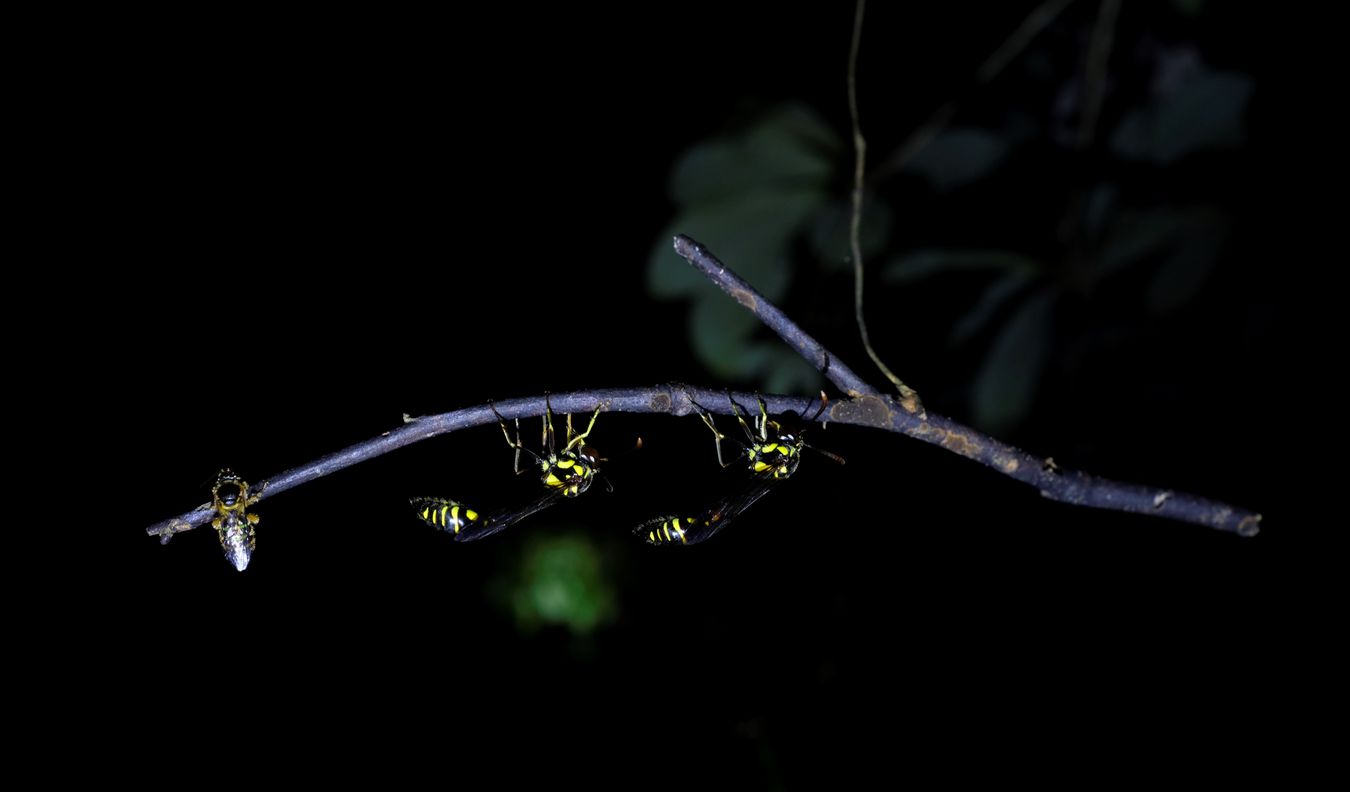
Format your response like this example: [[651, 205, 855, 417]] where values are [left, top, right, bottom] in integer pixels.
[[146, 236, 1261, 542], [675, 234, 1259, 537], [146, 388, 833, 541]]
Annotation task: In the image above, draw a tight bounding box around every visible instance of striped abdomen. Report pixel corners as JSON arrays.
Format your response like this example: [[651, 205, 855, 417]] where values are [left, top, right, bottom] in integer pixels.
[[639, 515, 705, 545], [411, 497, 481, 535]]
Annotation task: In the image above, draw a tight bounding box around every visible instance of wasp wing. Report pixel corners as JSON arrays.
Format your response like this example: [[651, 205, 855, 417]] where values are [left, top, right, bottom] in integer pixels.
[[636, 476, 780, 546], [455, 486, 569, 542]]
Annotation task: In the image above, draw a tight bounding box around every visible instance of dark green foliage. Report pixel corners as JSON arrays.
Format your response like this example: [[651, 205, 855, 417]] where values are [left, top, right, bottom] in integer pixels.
[[649, 36, 1252, 434]]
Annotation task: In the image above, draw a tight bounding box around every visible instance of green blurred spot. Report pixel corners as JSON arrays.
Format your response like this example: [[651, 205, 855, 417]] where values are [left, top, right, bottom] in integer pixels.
[[499, 531, 616, 635], [902, 127, 1009, 192]]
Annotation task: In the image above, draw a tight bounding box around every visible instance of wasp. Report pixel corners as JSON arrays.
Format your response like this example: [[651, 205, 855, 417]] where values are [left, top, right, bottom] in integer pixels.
[[636, 392, 839, 546], [211, 468, 262, 571], [412, 396, 603, 542]]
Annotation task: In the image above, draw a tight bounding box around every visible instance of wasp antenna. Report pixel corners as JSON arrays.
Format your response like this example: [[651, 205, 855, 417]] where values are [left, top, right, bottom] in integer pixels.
[[598, 435, 643, 463], [805, 443, 846, 465]]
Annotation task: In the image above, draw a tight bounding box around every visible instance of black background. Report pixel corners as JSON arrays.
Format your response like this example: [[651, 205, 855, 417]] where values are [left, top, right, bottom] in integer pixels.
[[71, 2, 1312, 786]]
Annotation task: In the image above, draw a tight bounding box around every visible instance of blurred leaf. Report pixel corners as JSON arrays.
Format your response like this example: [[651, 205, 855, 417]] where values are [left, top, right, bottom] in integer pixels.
[[756, 101, 843, 154], [669, 103, 838, 205], [759, 347, 823, 394], [649, 102, 844, 388], [650, 105, 837, 299], [648, 234, 709, 298], [884, 249, 1040, 284], [1001, 110, 1042, 147], [1171, 0, 1206, 16], [1088, 206, 1227, 290], [650, 187, 822, 299], [972, 288, 1056, 434], [691, 302, 821, 389], [1111, 69, 1252, 164], [902, 127, 1009, 192], [499, 532, 616, 636], [1082, 183, 1119, 240], [690, 294, 761, 379], [949, 270, 1038, 346], [807, 196, 894, 270], [670, 141, 753, 205], [1089, 209, 1194, 283], [1147, 216, 1230, 314]]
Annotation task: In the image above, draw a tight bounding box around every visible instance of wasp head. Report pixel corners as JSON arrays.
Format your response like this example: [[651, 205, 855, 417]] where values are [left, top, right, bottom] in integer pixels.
[[212, 469, 249, 511]]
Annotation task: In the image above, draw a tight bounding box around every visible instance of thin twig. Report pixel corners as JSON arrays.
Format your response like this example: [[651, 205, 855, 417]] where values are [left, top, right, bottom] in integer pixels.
[[848, 0, 923, 415], [872, 0, 1076, 180], [678, 236, 1255, 536], [147, 235, 1260, 541], [672, 235, 874, 397]]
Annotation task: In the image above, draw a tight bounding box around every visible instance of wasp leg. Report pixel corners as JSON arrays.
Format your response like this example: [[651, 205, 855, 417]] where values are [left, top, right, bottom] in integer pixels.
[[726, 390, 760, 443], [754, 393, 785, 441], [564, 405, 602, 453], [807, 390, 830, 426], [543, 393, 556, 457], [699, 411, 736, 469], [491, 402, 537, 475], [689, 393, 737, 469]]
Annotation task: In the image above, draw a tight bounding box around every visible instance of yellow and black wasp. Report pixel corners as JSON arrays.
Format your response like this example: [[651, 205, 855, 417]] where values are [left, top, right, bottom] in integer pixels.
[[411, 396, 604, 542], [636, 393, 839, 546], [211, 468, 262, 571]]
